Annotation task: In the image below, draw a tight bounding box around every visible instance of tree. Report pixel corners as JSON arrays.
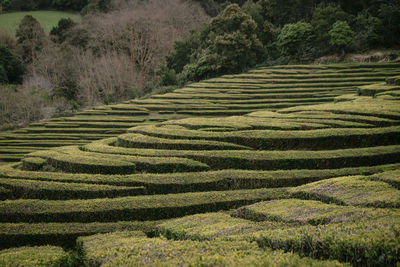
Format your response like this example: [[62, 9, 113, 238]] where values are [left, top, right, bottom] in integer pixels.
[[311, 4, 348, 50], [378, 1, 400, 46], [277, 22, 313, 61], [0, 44, 24, 84], [208, 4, 263, 73], [16, 15, 47, 64], [329, 20, 354, 54], [52, 0, 88, 11], [50, 18, 76, 43], [354, 12, 383, 50]]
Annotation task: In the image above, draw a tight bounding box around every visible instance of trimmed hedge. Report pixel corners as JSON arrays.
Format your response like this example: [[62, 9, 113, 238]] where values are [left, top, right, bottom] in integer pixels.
[[117, 133, 250, 150], [386, 75, 400, 85], [281, 98, 400, 119], [0, 178, 145, 200], [0, 221, 160, 249], [0, 188, 288, 223], [86, 139, 400, 170], [30, 146, 137, 175], [369, 169, 400, 189], [30, 146, 209, 174], [158, 212, 284, 241], [0, 246, 69, 267], [77, 231, 346, 267], [290, 176, 400, 208], [129, 124, 400, 150], [256, 216, 400, 266], [232, 199, 397, 225], [22, 157, 47, 171], [2, 163, 399, 194]]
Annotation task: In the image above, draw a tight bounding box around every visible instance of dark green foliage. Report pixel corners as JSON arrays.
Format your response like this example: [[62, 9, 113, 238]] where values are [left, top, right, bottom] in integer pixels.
[[167, 4, 262, 84], [0, 0, 87, 11], [0, 44, 24, 84], [52, 0, 88, 11], [50, 18, 76, 44], [311, 4, 349, 51], [354, 12, 384, 50], [277, 22, 313, 61], [329, 21, 354, 54], [209, 4, 263, 73], [378, 1, 400, 46]]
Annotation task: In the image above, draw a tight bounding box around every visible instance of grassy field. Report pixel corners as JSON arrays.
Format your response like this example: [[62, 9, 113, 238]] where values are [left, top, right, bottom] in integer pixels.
[[0, 11, 81, 34], [0, 62, 400, 266]]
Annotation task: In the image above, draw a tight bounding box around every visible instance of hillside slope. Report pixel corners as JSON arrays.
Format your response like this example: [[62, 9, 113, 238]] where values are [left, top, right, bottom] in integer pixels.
[[1, 63, 400, 266]]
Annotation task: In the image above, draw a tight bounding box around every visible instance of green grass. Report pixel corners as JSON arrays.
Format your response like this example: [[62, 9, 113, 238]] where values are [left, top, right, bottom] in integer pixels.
[[0, 11, 81, 34]]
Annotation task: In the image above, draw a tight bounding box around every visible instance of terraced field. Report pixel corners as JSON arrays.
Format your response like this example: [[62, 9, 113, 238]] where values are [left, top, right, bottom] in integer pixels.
[[1, 63, 400, 266]]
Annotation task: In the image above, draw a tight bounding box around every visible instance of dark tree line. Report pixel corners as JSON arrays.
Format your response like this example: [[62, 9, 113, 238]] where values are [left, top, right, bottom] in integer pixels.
[[0, 0, 111, 13]]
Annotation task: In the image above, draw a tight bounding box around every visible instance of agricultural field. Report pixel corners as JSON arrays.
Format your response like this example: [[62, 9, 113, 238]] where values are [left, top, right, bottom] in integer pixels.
[[0, 11, 81, 34], [0, 63, 400, 266]]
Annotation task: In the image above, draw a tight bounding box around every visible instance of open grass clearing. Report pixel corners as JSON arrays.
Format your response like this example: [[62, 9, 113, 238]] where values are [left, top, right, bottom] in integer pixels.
[[0, 11, 80, 34]]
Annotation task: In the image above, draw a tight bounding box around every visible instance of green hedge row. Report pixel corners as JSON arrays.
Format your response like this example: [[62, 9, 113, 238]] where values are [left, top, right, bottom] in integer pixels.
[[290, 176, 400, 208], [0, 221, 160, 249], [386, 75, 400, 85], [31, 146, 210, 174], [26, 127, 126, 134], [0, 188, 288, 223], [22, 157, 47, 171], [257, 216, 400, 266], [129, 124, 400, 150], [202, 76, 384, 85], [117, 133, 250, 150], [77, 231, 346, 267], [30, 146, 137, 175], [157, 212, 283, 242], [224, 71, 400, 80], [0, 178, 145, 200], [0, 246, 69, 267], [231, 199, 397, 225], [44, 121, 141, 129], [247, 110, 397, 127], [60, 117, 147, 124], [87, 139, 400, 171], [188, 81, 372, 90], [1, 163, 399, 194], [281, 98, 400, 120], [369, 170, 400, 189]]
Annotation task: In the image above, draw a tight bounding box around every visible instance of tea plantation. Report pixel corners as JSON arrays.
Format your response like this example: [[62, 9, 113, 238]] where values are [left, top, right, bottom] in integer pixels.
[[1, 63, 400, 266]]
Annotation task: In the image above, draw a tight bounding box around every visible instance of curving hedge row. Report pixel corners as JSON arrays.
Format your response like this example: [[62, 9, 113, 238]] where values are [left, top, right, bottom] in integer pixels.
[[85, 139, 400, 170], [30, 146, 209, 174], [231, 199, 398, 225], [129, 124, 400, 150], [0, 188, 288, 223], [290, 175, 400, 208], [77, 231, 346, 267], [0, 221, 160, 249]]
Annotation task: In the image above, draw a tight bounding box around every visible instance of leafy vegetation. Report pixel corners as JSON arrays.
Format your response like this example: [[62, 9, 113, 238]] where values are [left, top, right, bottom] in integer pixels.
[[0, 29, 400, 266]]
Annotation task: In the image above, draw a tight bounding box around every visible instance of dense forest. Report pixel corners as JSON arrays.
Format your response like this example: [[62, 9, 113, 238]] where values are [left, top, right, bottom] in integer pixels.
[[0, 0, 399, 129]]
